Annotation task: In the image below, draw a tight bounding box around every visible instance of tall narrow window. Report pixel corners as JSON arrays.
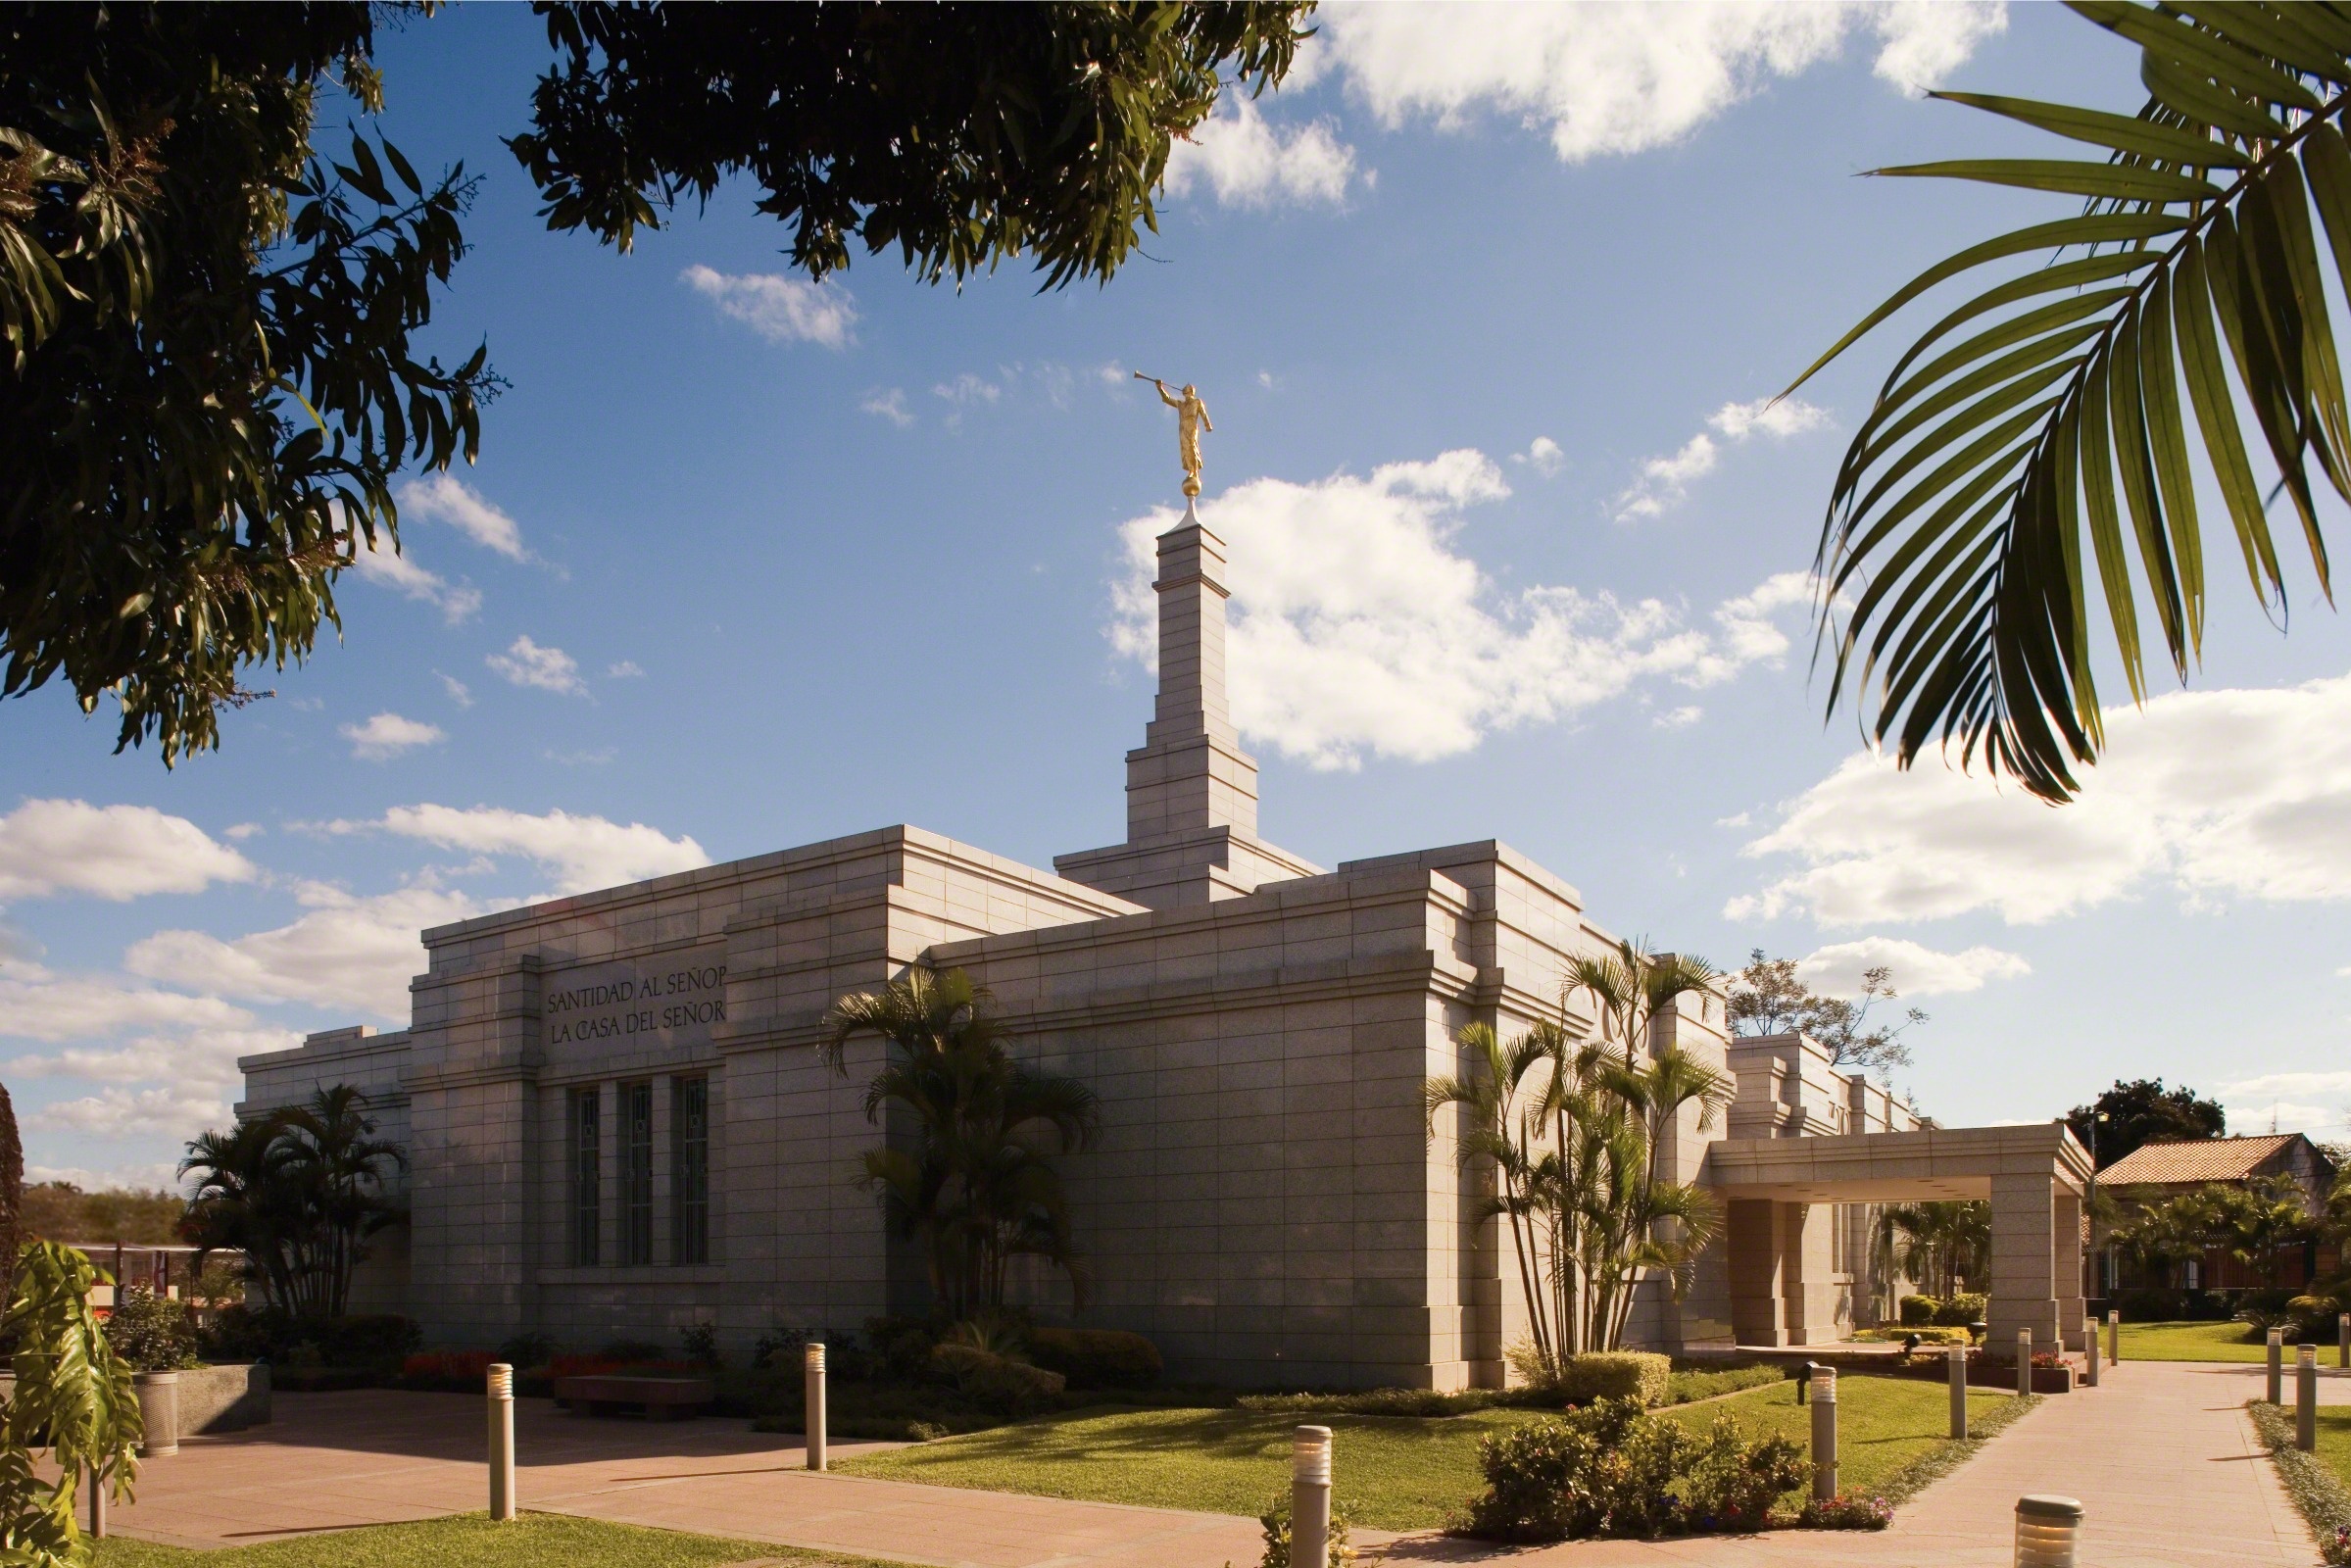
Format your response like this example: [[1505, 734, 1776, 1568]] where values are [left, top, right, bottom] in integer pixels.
[[569, 1086, 601, 1266], [621, 1079, 654, 1265], [671, 1076, 710, 1265]]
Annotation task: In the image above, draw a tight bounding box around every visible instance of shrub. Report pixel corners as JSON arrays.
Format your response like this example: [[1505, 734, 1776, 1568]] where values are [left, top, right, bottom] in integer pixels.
[[2117, 1286, 2187, 1321], [1554, 1351, 1672, 1408], [1932, 1294, 1987, 1328], [1897, 1295, 1939, 1326], [1456, 1397, 1806, 1542], [1244, 1388, 1498, 1418], [1027, 1326, 1163, 1389], [1800, 1492, 1893, 1530], [866, 1315, 943, 1382], [496, 1332, 557, 1370], [1661, 1361, 1788, 1404], [194, 1307, 419, 1368], [402, 1350, 493, 1386], [929, 1343, 1066, 1415], [104, 1284, 202, 1370], [680, 1321, 721, 1366], [1255, 1492, 1355, 1568], [1852, 1326, 1972, 1347]]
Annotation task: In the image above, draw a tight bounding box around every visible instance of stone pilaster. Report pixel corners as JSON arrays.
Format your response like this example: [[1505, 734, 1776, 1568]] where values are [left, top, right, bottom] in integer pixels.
[[1988, 1171, 2061, 1354]]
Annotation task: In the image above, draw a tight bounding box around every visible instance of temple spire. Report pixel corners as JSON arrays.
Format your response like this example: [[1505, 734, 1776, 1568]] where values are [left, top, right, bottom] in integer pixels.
[[1125, 505, 1258, 841]]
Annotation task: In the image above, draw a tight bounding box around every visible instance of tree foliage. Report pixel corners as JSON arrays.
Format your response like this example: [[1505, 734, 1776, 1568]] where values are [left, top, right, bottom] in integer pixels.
[[509, 1, 1315, 286], [2109, 1173, 2314, 1287], [1725, 949, 1927, 1077], [1873, 1200, 1990, 1298], [2066, 1076, 2227, 1167], [0, 1242, 142, 1568], [821, 967, 1099, 1320], [20, 1183, 184, 1246], [181, 1085, 407, 1318], [1426, 944, 1731, 1370], [1, 3, 494, 763], [1788, 1, 2351, 801]]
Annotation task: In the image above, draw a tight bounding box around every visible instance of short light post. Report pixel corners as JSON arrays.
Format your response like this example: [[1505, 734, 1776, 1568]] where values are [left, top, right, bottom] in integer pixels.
[[2267, 1327, 2284, 1405], [1292, 1425, 1333, 1568], [2082, 1316, 2099, 1388], [2014, 1494, 2084, 1568], [2017, 1329, 2033, 1398], [2339, 1312, 2348, 1370], [1811, 1365, 1839, 1502], [805, 1343, 828, 1472], [2106, 1308, 2119, 1367], [2298, 1345, 2319, 1453], [1949, 1345, 1969, 1439], [486, 1362, 515, 1522]]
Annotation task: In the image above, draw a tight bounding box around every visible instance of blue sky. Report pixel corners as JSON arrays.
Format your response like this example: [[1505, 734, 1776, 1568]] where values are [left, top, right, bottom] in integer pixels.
[[8, 1, 2351, 1188]]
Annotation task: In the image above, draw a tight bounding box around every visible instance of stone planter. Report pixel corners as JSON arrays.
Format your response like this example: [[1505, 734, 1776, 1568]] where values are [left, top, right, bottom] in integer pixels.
[[178, 1363, 270, 1434], [133, 1370, 179, 1456]]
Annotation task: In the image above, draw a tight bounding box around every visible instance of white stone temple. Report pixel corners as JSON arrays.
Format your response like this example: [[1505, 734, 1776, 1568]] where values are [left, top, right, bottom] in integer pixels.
[[241, 507, 2092, 1385]]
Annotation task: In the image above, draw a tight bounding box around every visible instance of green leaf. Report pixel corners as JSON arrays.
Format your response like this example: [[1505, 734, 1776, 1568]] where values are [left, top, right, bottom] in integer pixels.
[[2107, 298, 2191, 674], [1932, 91, 2253, 167], [2134, 270, 2207, 652], [2164, 1, 2351, 82], [2077, 346, 2148, 703], [1871, 158, 2223, 204], [2173, 233, 2286, 604], [2085, 0, 2323, 111]]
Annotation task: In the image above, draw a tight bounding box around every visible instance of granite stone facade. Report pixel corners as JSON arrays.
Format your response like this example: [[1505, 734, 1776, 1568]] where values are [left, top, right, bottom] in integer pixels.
[[242, 508, 2073, 1383]]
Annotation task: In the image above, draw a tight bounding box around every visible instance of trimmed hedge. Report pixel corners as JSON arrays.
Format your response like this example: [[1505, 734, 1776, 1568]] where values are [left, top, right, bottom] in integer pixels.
[[1459, 1396, 1805, 1542], [1027, 1326, 1163, 1389], [930, 1344, 1067, 1415], [1555, 1350, 1672, 1408]]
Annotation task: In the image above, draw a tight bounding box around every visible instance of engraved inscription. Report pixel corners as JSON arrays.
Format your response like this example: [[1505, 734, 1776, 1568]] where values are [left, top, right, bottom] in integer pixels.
[[543, 947, 727, 1050]]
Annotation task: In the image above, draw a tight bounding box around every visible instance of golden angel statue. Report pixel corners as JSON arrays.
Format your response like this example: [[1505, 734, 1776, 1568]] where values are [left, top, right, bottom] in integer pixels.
[[1139, 373, 1212, 497]]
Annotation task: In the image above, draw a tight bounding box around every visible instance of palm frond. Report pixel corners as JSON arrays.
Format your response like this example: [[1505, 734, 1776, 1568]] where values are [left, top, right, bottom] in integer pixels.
[[1788, 0, 2351, 801]]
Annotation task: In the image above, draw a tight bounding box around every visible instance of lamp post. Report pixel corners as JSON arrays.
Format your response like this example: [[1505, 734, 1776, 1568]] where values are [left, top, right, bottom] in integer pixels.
[[1810, 1366, 1839, 1503], [1292, 1426, 1333, 1568], [2015, 1494, 2084, 1567], [1949, 1344, 1968, 1439], [806, 1343, 828, 1472], [2298, 1345, 2319, 1452], [2267, 1327, 2284, 1405], [487, 1362, 515, 1522]]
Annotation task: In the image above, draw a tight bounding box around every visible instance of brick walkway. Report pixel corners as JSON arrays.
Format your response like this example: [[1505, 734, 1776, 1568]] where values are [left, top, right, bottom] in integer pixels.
[[109, 1362, 2340, 1566]]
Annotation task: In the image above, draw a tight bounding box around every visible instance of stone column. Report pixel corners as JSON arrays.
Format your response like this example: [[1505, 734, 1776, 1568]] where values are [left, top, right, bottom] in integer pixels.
[[1988, 1172, 2061, 1354], [1728, 1199, 1788, 1346], [2053, 1188, 2085, 1341]]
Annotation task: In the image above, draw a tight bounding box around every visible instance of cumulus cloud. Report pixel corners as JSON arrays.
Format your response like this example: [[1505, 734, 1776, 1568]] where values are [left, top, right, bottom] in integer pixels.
[[126, 885, 488, 1019], [682, 264, 857, 349], [486, 635, 585, 696], [395, 472, 528, 561], [605, 661, 644, 679], [341, 711, 446, 761], [8, 1024, 300, 1091], [1512, 436, 1566, 476], [326, 804, 710, 896], [1731, 670, 2351, 926], [1165, 94, 1362, 208], [860, 388, 915, 427], [1616, 397, 1833, 520], [1795, 936, 2031, 998], [349, 530, 482, 623], [933, 373, 1003, 407], [1318, 2, 2006, 162], [1653, 706, 1703, 730], [32, 1087, 233, 1141], [2215, 1070, 2351, 1138], [0, 974, 258, 1043], [0, 800, 256, 902], [437, 672, 473, 708], [1109, 450, 1812, 768]]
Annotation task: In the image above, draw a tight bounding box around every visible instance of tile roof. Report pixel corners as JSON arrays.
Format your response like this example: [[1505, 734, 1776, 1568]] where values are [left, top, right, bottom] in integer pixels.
[[2099, 1134, 2303, 1187]]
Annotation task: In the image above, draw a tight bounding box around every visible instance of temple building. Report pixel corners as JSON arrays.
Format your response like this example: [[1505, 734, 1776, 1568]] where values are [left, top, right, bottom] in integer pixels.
[[241, 506, 2093, 1385]]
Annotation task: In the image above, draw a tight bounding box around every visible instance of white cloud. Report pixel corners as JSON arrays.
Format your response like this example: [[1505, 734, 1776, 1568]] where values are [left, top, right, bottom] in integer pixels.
[[340, 711, 446, 761], [0, 800, 256, 902], [1653, 706, 1702, 730], [1512, 436, 1565, 477], [126, 885, 488, 1019], [326, 804, 710, 896], [1318, 2, 2005, 162], [682, 264, 857, 349], [1731, 670, 2351, 926], [437, 672, 473, 708], [26, 1160, 187, 1193], [1109, 450, 1811, 768], [486, 635, 585, 696], [1616, 397, 1833, 520], [605, 661, 644, 680], [9, 1024, 300, 1090], [1795, 936, 2031, 998], [860, 388, 915, 427], [32, 1087, 232, 1141], [933, 373, 1003, 407], [395, 472, 527, 561], [349, 530, 481, 623], [1165, 95, 1361, 208], [0, 975, 257, 1043]]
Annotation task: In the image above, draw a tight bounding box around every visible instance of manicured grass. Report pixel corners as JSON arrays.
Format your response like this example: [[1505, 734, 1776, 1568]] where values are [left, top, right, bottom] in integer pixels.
[[2117, 1319, 2274, 1362], [2247, 1401, 2351, 1564], [93, 1513, 886, 1568], [2316, 1406, 2351, 1497], [837, 1376, 2023, 1532]]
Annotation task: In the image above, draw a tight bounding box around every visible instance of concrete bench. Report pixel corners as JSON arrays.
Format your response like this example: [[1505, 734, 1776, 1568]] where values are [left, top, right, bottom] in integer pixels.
[[552, 1374, 714, 1420]]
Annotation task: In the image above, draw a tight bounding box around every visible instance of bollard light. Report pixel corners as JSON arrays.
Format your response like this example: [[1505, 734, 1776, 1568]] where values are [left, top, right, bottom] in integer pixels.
[[1810, 1365, 1839, 1502], [1292, 1425, 1333, 1568], [2298, 1345, 2319, 1453], [2339, 1312, 2348, 1371], [2267, 1328, 2284, 1405], [2106, 1308, 2119, 1367], [805, 1343, 828, 1472], [2017, 1329, 2033, 1399], [2015, 1494, 2083, 1568], [486, 1362, 515, 1522], [1949, 1345, 1969, 1440], [2082, 1317, 2099, 1388]]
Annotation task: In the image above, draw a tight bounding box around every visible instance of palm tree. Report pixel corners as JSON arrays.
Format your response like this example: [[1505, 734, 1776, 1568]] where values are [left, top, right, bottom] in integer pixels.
[[1425, 1022, 1557, 1368], [181, 1118, 302, 1309], [1786, 5, 2351, 802], [822, 967, 1098, 1319], [1875, 1200, 1991, 1299]]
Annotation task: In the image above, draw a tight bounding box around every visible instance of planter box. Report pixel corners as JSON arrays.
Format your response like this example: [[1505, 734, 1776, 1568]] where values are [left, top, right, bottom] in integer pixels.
[[552, 1374, 713, 1420], [179, 1362, 269, 1433], [1962, 1359, 2078, 1395]]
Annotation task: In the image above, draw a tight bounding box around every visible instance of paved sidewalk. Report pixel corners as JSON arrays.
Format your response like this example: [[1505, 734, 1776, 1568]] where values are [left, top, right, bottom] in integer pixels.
[[109, 1363, 2338, 1566]]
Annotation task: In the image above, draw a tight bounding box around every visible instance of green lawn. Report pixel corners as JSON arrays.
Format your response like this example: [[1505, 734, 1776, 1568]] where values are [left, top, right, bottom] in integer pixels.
[[2117, 1319, 2277, 1362], [2315, 1406, 2351, 1496], [92, 1513, 887, 1568], [837, 1377, 2023, 1532]]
